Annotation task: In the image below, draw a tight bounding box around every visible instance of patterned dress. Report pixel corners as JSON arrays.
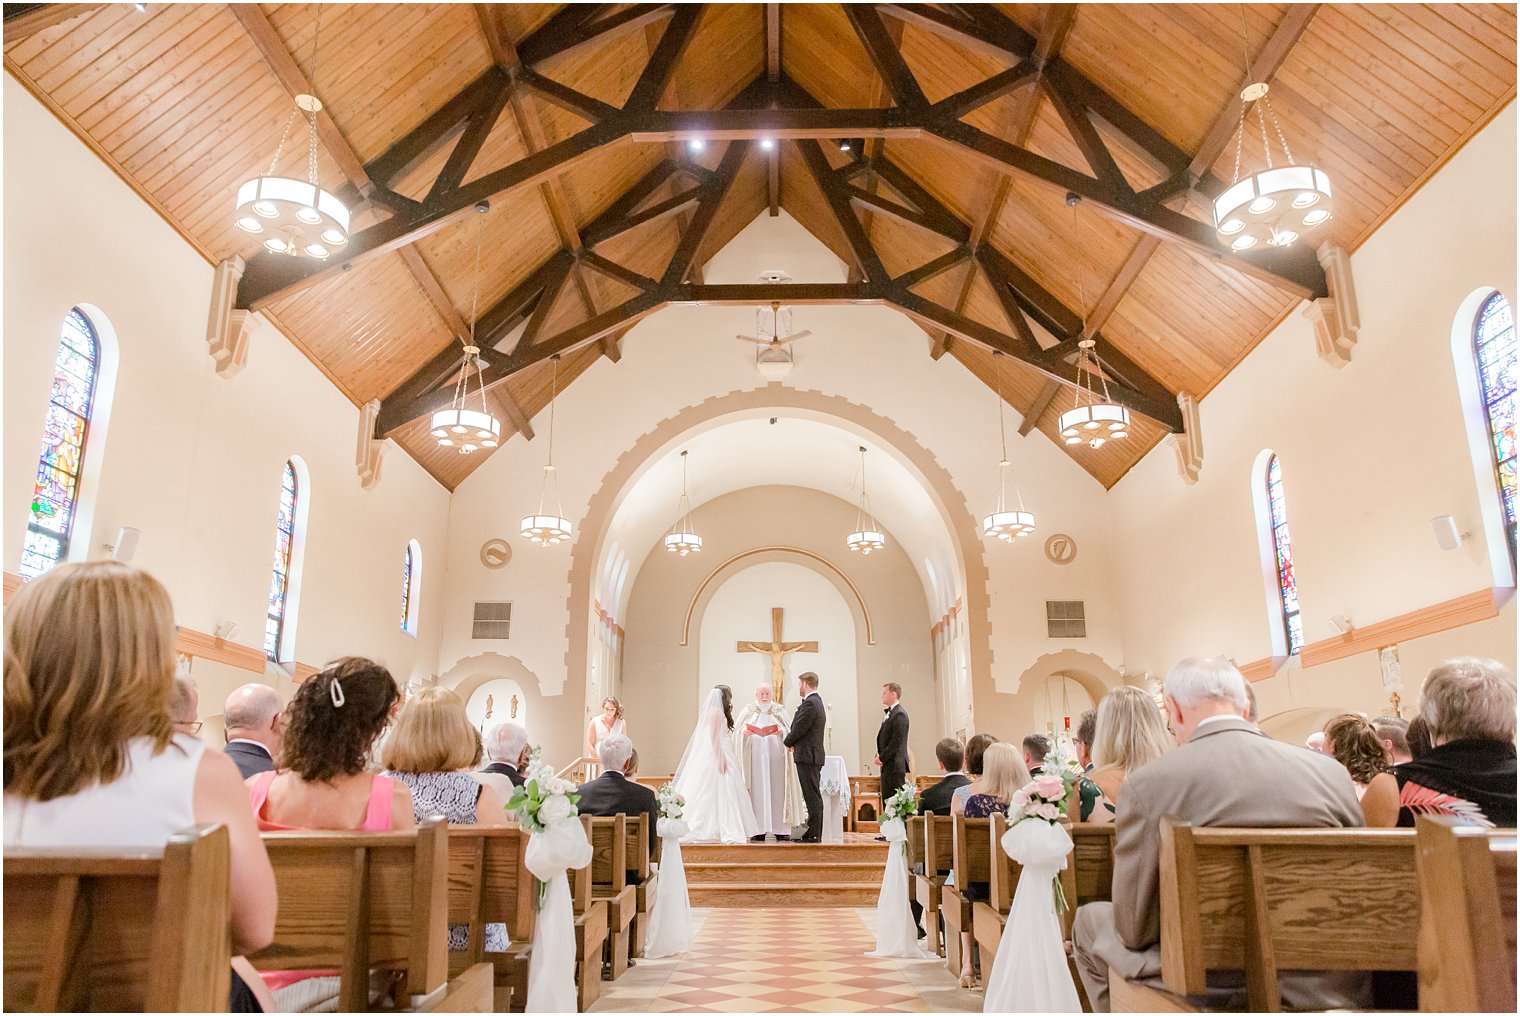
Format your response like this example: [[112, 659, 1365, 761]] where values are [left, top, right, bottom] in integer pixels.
[[382, 770, 509, 953]]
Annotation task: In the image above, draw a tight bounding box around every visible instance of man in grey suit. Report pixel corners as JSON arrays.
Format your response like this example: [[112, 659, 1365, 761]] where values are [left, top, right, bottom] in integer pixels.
[[783, 672, 827, 843], [1072, 657, 1367, 1012]]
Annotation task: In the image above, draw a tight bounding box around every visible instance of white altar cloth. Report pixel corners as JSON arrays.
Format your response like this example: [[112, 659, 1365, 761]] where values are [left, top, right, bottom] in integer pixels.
[[820, 755, 850, 844]]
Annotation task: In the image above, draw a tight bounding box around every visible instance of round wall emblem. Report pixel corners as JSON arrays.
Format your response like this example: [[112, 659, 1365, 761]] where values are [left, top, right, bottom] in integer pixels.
[[1044, 533, 1077, 565], [480, 539, 513, 569]]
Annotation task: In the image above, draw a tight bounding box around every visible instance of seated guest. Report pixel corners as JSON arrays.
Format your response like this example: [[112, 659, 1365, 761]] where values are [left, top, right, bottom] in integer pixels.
[[475, 720, 529, 800], [1405, 715, 1433, 760], [1071, 657, 1365, 1012], [1321, 714, 1398, 826], [381, 687, 509, 953], [949, 742, 1030, 986], [576, 733, 659, 860], [1393, 658, 1516, 828], [1371, 715, 1412, 765], [951, 733, 999, 812], [919, 737, 970, 815], [247, 658, 414, 1012], [4, 562, 276, 1011], [1077, 685, 1173, 824], [171, 676, 202, 737], [1073, 709, 1097, 773], [223, 683, 285, 779], [1022, 732, 1052, 772]]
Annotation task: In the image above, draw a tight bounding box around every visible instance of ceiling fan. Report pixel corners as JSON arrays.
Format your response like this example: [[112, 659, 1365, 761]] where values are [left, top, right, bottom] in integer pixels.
[[735, 301, 811, 349]]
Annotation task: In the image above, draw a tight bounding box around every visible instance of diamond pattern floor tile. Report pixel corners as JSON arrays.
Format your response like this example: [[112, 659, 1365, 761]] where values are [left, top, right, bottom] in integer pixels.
[[589, 908, 981, 1013]]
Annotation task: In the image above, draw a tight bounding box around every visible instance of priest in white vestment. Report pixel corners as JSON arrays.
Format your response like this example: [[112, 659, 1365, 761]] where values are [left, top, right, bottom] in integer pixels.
[[734, 682, 802, 839]]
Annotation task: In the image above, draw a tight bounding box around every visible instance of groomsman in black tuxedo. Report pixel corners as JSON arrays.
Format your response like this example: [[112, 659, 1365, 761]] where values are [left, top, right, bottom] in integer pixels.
[[783, 672, 827, 843], [876, 682, 910, 804]]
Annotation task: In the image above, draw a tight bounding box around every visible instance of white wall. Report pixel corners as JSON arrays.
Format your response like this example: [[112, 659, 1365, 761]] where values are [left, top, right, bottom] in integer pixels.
[[1110, 103, 1518, 710], [3, 78, 452, 719], [699, 561, 861, 771]]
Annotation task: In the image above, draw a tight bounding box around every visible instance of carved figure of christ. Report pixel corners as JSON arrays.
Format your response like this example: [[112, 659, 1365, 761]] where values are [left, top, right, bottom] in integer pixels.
[[737, 607, 818, 705]]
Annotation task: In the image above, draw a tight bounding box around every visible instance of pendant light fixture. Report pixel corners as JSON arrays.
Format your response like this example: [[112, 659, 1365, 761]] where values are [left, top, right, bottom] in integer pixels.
[[1212, 5, 1332, 251], [234, 5, 349, 258], [520, 355, 573, 545], [846, 446, 886, 555], [430, 202, 501, 454], [1057, 194, 1130, 449], [983, 351, 1037, 541], [663, 450, 702, 556]]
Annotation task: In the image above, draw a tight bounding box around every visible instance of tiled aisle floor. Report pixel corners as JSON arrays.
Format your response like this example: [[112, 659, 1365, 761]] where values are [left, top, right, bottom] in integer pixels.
[[589, 908, 982, 1013]]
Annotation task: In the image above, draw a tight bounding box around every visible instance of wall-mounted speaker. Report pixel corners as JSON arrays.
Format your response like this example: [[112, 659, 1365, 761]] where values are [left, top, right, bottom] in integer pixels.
[[112, 526, 141, 561], [1430, 515, 1465, 551]]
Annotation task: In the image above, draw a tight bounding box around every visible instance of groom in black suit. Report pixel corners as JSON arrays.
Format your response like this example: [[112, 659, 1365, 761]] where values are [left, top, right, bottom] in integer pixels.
[[783, 672, 826, 843], [876, 682, 910, 802]]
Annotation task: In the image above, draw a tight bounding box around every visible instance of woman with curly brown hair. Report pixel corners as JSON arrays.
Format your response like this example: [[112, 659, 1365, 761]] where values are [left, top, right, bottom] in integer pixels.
[[246, 658, 414, 1011], [1319, 713, 1397, 827]]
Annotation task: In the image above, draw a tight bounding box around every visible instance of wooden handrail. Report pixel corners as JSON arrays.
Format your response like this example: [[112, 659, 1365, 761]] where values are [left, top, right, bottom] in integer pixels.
[[557, 756, 598, 781]]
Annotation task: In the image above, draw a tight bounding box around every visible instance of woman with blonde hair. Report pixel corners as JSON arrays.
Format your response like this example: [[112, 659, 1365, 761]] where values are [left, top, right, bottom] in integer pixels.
[[4, 562, 276, 1010], [950, 742, 1030, 986], [1077, 685, 1174, 824], [381, 686, 509, 952]]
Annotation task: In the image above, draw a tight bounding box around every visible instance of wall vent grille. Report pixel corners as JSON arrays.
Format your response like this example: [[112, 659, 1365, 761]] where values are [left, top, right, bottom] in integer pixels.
[[1046, 600, 1086, 639], [473, 601, 512, 639]]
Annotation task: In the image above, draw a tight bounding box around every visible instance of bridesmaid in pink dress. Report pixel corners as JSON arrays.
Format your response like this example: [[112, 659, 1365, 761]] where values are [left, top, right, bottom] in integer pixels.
[[246, 658, 415, 1011]]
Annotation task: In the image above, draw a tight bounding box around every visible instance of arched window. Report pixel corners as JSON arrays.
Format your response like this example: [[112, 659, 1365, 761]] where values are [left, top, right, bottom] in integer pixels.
[[401, 539, 422, 635], [1265, 454, 1303, 656], [264, 461, 300, 661], [1472, 293, 1516, 554], [21, 309, 100, 580]]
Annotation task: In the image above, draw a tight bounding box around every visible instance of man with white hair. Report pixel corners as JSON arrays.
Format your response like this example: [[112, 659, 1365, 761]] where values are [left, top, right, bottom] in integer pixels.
[[575, 733, 659, 856], [222, 683, 285, 779], [474, 721, 529, 801], [1071, 657, 1365, 1011]]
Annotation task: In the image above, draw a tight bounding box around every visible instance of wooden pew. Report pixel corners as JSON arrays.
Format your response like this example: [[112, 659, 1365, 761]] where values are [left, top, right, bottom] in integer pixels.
[[446, 827, 534, 1012], [914, 812, 953, 958], [972, 813, 1018, 973], [584, 815, 638, 979], [5, 823, 232, 1012], [1415, 816, 1518, 1012], [624, 815, 660, 959], [570, 818, 609, 1011], [941, 815, 992, 978], [1071, 822, 1117, 908], [1110, 820, 1419, 1013], [251, 816, 487, 1012]]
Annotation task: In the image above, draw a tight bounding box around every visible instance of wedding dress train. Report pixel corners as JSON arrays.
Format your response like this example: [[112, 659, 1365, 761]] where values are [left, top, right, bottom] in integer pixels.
[[671, 687, 761, 844]]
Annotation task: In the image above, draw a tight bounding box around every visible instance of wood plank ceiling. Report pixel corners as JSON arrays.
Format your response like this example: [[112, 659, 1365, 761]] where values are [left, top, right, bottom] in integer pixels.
[[6, 3, 1515, 491]]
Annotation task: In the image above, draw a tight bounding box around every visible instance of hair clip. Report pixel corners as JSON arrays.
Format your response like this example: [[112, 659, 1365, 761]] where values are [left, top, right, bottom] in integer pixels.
[[330, 677, 346, 708]]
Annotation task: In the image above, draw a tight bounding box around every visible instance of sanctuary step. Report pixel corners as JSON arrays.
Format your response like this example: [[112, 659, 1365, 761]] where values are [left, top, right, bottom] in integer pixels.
[[682, 839, 888, 908]]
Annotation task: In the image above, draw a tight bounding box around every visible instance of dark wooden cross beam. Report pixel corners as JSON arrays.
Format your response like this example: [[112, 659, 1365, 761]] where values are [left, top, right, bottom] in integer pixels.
[[234, 8, 1328, 312]]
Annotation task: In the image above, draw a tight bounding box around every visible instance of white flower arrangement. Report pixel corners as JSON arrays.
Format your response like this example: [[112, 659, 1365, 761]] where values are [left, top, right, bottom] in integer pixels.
[[1008, 741, 1080, 911], [657, 780, 685, 820], [505, 747, 584, 909]]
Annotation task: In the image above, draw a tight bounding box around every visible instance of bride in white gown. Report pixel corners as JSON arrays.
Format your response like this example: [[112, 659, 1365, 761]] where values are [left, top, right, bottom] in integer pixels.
[[671, 686, 760, 844]]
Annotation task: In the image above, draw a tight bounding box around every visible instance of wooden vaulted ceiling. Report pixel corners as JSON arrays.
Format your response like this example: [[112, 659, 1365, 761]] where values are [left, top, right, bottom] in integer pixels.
[[5, 3, 1515, 491]]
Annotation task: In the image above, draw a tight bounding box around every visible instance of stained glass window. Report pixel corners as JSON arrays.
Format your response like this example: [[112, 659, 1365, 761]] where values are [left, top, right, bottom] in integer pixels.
[[400, 542, 415, 633], [21, 309, 100, 580], [264, 461, 299, 661], [1266, 454, 1302, 655], [1474, 293, 1516, 555]]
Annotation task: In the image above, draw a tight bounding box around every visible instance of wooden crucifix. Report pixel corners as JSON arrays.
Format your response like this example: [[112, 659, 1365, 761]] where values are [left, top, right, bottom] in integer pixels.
[[737, 607, 818, 704]]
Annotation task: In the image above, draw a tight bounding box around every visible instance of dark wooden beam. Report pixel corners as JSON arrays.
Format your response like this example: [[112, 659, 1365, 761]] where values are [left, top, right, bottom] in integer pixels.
[[1041, 70, 1132, 194], [892, 248, 973, 290], [845, 185, 969, 243], [624, 3, 704, 113], [766, 3, 781, 216], [661, 141, 752, 287], [845, 3, 927, 109], [928, 61, 1039, 121], [1019, 380, 1062, 436], [517, 68, 622, 124], [427, 79, 513, 200], [797, 138, 887, 283], [581, 185, 708, 247], [2, 2, 107, 40], [516, 4, 675, 67], [578, 251, 659, 293], [360, 68, 506, 190]]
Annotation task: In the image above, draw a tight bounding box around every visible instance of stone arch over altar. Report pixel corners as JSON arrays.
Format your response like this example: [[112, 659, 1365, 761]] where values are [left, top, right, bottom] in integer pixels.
[[566, 386, 995, 749]]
